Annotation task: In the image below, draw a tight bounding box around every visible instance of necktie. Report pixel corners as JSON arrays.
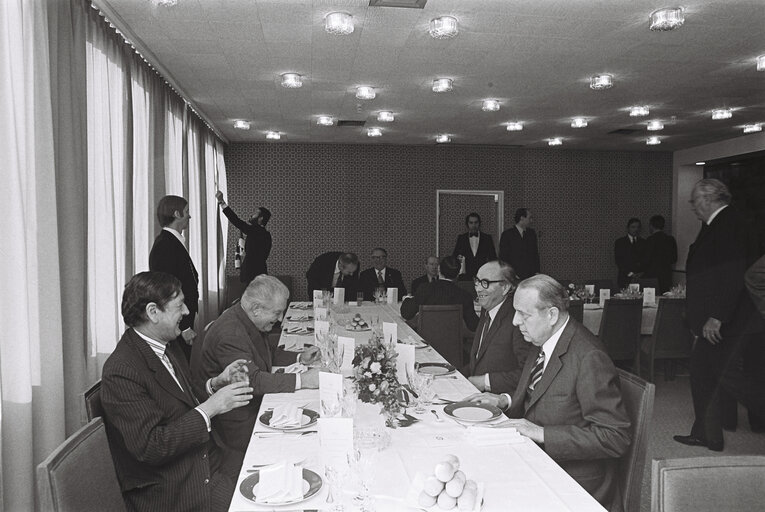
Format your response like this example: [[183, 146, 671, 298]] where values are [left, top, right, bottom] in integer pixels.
[[333, 272, 341, 287], [527, 350, 545, 393], [165, 349, 200, 405], [377, 270, 384, 284], [469, 233, 479, 238], [160, 352, 182, 391], [476, 316, 491, 357]]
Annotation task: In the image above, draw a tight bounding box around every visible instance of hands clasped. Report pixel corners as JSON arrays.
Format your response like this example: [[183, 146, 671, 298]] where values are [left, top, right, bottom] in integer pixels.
[[299, 346, 322, 365]]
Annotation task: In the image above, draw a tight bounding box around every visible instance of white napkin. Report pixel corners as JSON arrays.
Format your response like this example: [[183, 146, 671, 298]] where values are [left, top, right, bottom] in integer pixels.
[[465, 425, 524, 446], [270, 403, 304, 428], [255, 462, 304, 504], [286, 325, 311, 334], [288, 313, 312, 321]]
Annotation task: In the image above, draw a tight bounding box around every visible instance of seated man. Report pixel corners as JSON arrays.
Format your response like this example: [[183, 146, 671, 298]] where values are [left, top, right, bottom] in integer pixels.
[[401, 255, 479, 332], [469, 275, 631, 510], [462, 260, 530, 394], [192, 275, 321, 455], [411, 255, 440, 295], [101, 271, 254, 512], [358, 247, 407, 300], [306, 251, 360, 297]]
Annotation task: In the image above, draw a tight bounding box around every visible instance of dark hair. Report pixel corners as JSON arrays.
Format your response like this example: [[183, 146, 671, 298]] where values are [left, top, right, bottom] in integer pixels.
[[514, 208, 529, 224], [465, 212, 481, 226], [497, 260, 518, 287], [156, 195, 187, 227], [122, 271, 182, 327], [371, 247, 388, 256], [258, 207, 272, 226], [439, 255, 460, 279], [626, 217, 641, 228], [338, 253, 359, 266], [649, 215, 665, 230]]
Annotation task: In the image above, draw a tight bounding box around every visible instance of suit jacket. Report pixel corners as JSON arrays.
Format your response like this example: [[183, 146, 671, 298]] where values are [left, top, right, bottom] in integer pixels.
[[464, 295, 530, 394], [358, 266, 407, 300], [306, 251, 360, 297], [453, 232, 496, 279], [149, 230, 199, 331], [614, 235, 647, 289], [101, 329, 227, 512], [499, 226, 540, 280], [746, 253, 765, 320], [400, 279, 479, 332], [221, 206, 272, 284], [411, 274, 437, 296], [644, 230, 677, 294], [191, 304, 298, 452], [507, 319, 631, 510]]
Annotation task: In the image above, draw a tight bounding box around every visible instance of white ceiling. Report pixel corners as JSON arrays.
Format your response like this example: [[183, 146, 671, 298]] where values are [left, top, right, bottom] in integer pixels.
[[97, 0, 765, 151]]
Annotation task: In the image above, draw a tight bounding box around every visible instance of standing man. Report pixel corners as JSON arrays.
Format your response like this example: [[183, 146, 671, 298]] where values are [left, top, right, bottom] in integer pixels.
[[215, 191, 272, 284], [614, 217, 647, 289], [644, 215, 678, 294], [411, 255, 440, 295], [101, 272, 254, 512], [499, 208, 540, 280], [149, 195, 198, 362], [358, 247, 407, 300], [453, 212, 496, 279], [306, 252, 360, 297]]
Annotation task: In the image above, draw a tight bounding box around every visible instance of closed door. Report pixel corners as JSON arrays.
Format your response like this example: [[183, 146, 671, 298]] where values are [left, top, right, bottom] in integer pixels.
[[437, 190, 503, 257]]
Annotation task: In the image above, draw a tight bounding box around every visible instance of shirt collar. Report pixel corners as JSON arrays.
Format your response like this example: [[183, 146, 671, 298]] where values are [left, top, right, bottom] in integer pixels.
[[487, 297, 506, 323], [540, 316, 569, 370], [334, 260, 341, 274], [163, 226, 186, 246], [376, 267, 386, 277], [516, 225, 525, 235], [706, 204, 727, 225], [134, 328, 168, 356]]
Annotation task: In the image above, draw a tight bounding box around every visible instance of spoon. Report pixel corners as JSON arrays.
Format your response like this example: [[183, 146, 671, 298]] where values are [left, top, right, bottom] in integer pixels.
[[430, 409, 443, 422]]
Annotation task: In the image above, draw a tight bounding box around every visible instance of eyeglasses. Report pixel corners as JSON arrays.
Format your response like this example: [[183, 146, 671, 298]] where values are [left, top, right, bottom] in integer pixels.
[[474, 278, 504, 289]]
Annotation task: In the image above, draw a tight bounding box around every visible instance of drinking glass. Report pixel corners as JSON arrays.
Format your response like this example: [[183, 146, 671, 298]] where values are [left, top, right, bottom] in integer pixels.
[[349, 428, 383, 511], [324, 464, 347, 511], [356, 291, 364, 306], [230, 360, 250, 384], [417, 371, 435, 411]]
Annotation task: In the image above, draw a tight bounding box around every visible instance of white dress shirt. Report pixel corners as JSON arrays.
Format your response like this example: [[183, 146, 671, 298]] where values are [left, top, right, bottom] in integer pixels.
[[469, 234, 479, 256], [706, 204, 727, 225]]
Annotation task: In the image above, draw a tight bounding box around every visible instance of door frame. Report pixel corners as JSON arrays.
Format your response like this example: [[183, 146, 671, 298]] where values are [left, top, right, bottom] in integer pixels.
[[436, 189, 504, 256]]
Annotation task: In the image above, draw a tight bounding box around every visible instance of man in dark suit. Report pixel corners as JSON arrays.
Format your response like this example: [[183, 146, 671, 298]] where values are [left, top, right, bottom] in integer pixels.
[[401, 255, 479, 332], [358, 247, 407, 300], [469, 275, 631, 510], [675, 179, 765, 450], [462, 261, 530, 394], [614, 217, 648, 289], [101, 272, 254, 512], [149, 195, 198, 362], [306, 251, 360, 297], [453, 212, 496, 279], [746, 253, 765, 319], [644, 214, 678, 294], [411, 255, 440, 295], [499, 208, 540, 280], [215, 191, 272, 284]]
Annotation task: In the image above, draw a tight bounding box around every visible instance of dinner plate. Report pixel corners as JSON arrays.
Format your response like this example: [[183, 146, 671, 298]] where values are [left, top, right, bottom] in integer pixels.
[[283, 326, 315, 335], [259, 408, 319, 430], [398, 338, 428, 349], [239, 468, 322, 505], [345, 324, 371, 332], [290, 303, 313, 310], [285, 314, 313, 321], [443, 402, 502, 423], [417, 362, 455, 376]]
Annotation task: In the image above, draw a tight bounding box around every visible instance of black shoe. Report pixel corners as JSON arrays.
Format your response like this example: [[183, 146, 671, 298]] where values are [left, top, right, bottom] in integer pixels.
[[707, 441, 724, 452], [723, 424, 737, 432], [673, 434, 707, 447]]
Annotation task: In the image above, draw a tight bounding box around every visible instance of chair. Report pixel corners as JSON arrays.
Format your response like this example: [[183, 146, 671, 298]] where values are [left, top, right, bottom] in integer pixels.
[[637, 277, 659, 291], [599, 299, 642, 370], [640, 298, 692, 382], [587, 279, 615, 295], [651, 456, 765, 512], [83, 380, 103, 421], [616, 369, 656, 512], [417, 305, 464, 367], [275, 274, 293, 301], [568, 300, 584, 324], [455, 279, 477, 299], [37, 417, 126, 512]]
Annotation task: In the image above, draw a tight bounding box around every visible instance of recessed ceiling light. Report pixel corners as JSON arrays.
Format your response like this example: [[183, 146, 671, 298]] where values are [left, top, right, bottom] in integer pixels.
[[571, 117, 588, 128], [317, 116, 334, 126], [548, 138, 563, 146], [377, 111, 394, 122], [280, 73, 302, 88], [432, 78, 453, 93], [436, 134, 451, 143], [696, 162, 706, 166], [711, 109, 732, 120], [506, 122, 523, 132], [367, 127, 382, 137], [647, 120, 664, 131], [589, 74, 613, 90], [629, 106, 650, 117], [356, 86, 376, 100], [646, 136, 661, 145], [325, 12, 353, 35], [743, 123, 763, 133], [429, 16, 458, 39], [233, 120, 250, 130], [757, 55, 765, 71], [481, 99, 500, 112], [266, 131, 281, 140], [649, 7, 684, 31]]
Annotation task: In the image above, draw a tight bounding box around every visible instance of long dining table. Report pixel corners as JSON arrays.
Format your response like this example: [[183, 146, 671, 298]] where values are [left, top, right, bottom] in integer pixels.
[[228, 301, 607, 511]]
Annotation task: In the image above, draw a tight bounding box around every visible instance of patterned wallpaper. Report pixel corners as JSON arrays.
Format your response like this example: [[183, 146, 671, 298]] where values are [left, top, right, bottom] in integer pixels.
[[224, 143, 672, 299]]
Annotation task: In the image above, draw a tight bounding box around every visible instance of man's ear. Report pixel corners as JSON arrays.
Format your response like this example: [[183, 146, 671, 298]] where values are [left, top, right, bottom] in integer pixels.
[[549, 306, 560, 325], [145, 302, 160, 322], [173, 209, 183, 220]]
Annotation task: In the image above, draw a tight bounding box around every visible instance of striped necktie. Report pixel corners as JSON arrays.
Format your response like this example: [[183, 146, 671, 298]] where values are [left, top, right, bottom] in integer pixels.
[[527, 350, 545, 393], [377, 270, 384, 284]]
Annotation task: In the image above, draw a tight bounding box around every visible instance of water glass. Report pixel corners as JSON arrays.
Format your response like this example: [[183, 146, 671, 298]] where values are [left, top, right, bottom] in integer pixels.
[[356, 291, 364, 306], [230, 361, 250, 384], [324, 464, 347, 511], [349, 428, 383, 511]]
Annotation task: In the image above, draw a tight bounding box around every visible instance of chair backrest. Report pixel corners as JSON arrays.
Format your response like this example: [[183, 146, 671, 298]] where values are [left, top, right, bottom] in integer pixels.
[[455, 279, 477, 299], [37, 417, 126, 512], [652, 298, 692, 359], [637, 277, 659, 291], [418, 304, 464, 367], [599, 299, 643, 362], [651, 456, 765, 512], [617, 369, 656, 512], [83, 380, 103, 421], [587, 279, 615, 294], [568, 300, 584, 323], [275, 274, 294, 301]]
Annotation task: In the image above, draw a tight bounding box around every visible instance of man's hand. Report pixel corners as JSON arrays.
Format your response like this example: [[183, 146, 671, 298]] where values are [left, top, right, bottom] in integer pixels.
[[465, 392, 508, 410], [503, 418, 544, 444], [299, 346, 322, 365], [300, 368, 320, 389], [702, 317, 723, 344], [215, 190, 224, 204], [197, 381, 253, 418], [211, 359, 249, 390], [467, 375, 486, 392], [181, 328, 196, 343]]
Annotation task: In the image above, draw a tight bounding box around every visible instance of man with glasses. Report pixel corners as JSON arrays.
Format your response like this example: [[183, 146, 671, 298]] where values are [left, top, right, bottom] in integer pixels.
[[462, 261, 530, 394], [358, 247, 407, 300]]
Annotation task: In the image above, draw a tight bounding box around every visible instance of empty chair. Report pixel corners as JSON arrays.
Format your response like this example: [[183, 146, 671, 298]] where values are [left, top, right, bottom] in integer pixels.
[[417, 304, 463, 367], [37, 417, 126, 512], [83, 380, 103, 421], [651, 456, 765, 512], [640, 298, 692, 382], [568, 300, 584, 324], [616, 369, 656, 512], [599, 298, 642, 370]]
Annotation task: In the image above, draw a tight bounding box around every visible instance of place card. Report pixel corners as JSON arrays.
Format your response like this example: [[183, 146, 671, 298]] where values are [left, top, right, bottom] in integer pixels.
[[599, 288, 610, 307], [387, 287, 398, 304], [314, 307, 328, 322], [395, 343, 415, 386], [319, 371, 344, 417], [643, 287, 656, 306], [628, 283, 640, 293], [333, 287, 345, 305], [585, 284, 595, 296], [337, 336, 356, 371], [383, 322, 398, 347], [318, 417, 353, 469], [313, 290, 323, 309], [314, 320, 329, 346]]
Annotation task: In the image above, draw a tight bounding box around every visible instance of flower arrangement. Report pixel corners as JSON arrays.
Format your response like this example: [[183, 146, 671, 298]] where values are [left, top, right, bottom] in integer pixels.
[[352, 336, 402, 421], [566, 283, 594, 301]]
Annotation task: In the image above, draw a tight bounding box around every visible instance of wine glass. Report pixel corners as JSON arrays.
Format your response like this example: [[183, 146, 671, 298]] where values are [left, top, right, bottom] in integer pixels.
[[324, 464, 347, 511], [349, 428, 383, 512], [417, 370, 435, 411]]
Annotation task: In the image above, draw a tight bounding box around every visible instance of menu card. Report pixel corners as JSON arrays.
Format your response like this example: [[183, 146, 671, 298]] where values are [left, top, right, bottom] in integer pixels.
[[313, 290, 323, 309], [643, 287, 656, 306], [334, 287, 345, 305], [395, 343, 415, 385], [383, 322, 398, 347], [320, 371, 344, 417], [628, 283, 640, 293], [318, 417, 353, 469], [599, 288, 610, 307], [387, 287, 398, 304], [585, 284, 595, 296], [337, 336, 356, 371], [314, 320, 329, 346]]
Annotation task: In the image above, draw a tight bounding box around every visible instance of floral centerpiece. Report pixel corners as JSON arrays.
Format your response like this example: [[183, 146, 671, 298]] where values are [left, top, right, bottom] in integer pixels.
[[566, 283, 594, 301], [352, 335, 402, 426]]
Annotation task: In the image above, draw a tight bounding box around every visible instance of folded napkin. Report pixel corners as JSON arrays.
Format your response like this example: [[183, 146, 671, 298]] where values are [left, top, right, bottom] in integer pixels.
[[270, 403, 304, 428], [288, 313, 312, 321], [255, 462, 304, 504], [465, 425, 524, 446], [291, 302, 312, 310], [286, 325, 311, 334]]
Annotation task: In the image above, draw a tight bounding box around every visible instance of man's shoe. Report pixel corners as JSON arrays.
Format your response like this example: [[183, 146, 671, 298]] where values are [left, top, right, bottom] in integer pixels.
[[707, 441, 724, 452], [673, 434, 707, 447]]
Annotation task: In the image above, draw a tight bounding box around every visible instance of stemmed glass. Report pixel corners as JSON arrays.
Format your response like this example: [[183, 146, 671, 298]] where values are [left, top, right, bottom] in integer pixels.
[[349, 428, 383, 512], [324, 464, 347, 511]]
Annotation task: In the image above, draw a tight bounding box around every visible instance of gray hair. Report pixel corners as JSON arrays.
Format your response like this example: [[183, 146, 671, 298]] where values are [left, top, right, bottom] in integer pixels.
[[241, 275, 288, 310], [518, 274, 570, 313], [694, 178, 731, 205]]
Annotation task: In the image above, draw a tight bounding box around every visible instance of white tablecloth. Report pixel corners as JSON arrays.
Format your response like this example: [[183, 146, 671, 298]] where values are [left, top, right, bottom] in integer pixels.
[[582, 303, 658, 336]]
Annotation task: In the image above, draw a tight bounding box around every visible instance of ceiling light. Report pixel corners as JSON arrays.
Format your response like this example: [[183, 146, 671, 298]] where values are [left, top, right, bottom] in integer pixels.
[[233, 120, 250, 130], [649, 7, 684, 31], [743, 124, 763, 133], [432, 78, 453, 93], [325, 12, 354, 35], [629, 106, 650, 117], [506, 122, 523, 132], [356, 86, 376, 100], [482, 99, 500, 112], [436, 134, 451, 143], [646, 136, 661, 145], [317, 116, 334, 126], [280, 73, 302, 88], [695, 162, 706, 166], [647, 120, 664, 131], [711, 109, 732, 120], [266, 131, 281, 140], [548, 138, 562, 146], [589, 74, 613, 90], [571, 117, 588, 128], [367, 128, 382, 137], [377, 111, 394, 122], [757, 55, 765, 71], [429, 16, 458, 39]]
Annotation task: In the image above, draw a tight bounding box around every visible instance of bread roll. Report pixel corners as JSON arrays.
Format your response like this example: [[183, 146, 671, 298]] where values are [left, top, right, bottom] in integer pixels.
[[437, 490, 457, 510], [457, 488, 477, 511], [419, 490, 438, 508], [424, 475, 445, 497], [435, 462, 457, 482], [445, 470, 466, 497]]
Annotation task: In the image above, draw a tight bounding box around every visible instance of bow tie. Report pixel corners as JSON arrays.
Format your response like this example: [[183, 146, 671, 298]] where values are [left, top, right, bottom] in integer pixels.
[[469, 233, 479, 238]]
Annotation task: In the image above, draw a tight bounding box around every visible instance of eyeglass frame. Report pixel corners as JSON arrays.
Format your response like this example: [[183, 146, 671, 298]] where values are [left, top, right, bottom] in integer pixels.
[[473, 277, 505, 289]]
